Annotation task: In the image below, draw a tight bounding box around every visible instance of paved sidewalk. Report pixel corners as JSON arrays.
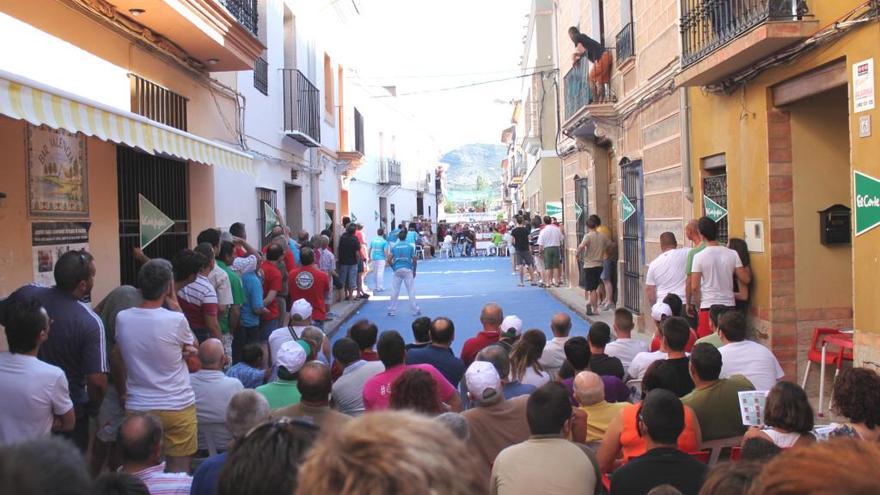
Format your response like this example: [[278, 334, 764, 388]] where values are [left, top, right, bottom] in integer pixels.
[[324, 297, 367, 337], [546, 286, 614, 327]]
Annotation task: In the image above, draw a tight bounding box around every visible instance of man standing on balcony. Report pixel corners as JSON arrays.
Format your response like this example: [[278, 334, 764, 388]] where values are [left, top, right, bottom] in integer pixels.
[[568, 26, 612, 102]]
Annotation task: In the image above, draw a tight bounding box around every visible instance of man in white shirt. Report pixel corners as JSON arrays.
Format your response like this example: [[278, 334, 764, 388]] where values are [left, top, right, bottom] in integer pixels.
[[538, 313, 572, 378], [0, 300, 74, 444], [537, 216, 565, 287], [331, 338, 384, 416], [189, 338, 243, 453], [717, 311, 784, 391], [606, 308, 647, 370], [113, 259, 198, 473], [645, 232, 690, 306], [689, 217, 749, 338]]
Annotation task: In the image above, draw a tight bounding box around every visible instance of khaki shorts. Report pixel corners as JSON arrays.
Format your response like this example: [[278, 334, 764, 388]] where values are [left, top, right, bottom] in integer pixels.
[[135, 404, 198, 457], [543, 246, 561, 269]]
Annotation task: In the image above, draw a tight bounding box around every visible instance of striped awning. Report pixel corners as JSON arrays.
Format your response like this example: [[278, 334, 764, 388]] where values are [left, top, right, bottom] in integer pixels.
[[0, 70, 253, 174]]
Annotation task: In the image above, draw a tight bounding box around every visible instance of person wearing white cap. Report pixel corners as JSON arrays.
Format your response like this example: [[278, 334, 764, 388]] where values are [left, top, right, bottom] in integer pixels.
[[498, 315, 522, 352], [460, 361, 530, 482], [267, 299, 313, 370], [538, 313, 572, 378], [255, 340, 309, 409], [652, 301, 673, 323]]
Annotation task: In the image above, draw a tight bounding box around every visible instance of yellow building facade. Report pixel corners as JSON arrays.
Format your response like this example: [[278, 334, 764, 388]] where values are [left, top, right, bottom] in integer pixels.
[[681, 0, 880, 377]]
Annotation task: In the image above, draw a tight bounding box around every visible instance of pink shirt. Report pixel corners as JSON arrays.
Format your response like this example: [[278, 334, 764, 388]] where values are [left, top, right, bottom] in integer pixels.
[[362, 363, 455, 411]]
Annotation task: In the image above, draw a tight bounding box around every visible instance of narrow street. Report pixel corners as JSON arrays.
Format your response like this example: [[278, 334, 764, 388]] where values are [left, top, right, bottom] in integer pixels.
[[332, 256, 589, 353]]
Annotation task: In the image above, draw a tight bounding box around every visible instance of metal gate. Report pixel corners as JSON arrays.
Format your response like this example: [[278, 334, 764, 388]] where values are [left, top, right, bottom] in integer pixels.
[[702, 174, 728, 244], [257, 188, 278, 248], [117, 146, 189, 286], [575, 177, 589, 243], [621, 159, 644, 314]]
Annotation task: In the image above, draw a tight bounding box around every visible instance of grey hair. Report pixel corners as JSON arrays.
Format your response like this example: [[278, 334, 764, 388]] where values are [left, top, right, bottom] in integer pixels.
[[319, 235, 330, 247], [137, 258, 173, 301], [226, 390, 270, 439], [476, 344, 510, 378], [301, 326, 325, 346], [574, 381, 605, 406], [0, 437, 91, 495], [435, 412, 470, 441]]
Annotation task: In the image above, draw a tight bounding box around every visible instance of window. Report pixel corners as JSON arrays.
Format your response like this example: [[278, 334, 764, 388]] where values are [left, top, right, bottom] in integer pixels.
[[256, 187, 277, 248], [323, 53, 334, 122], [130, 74, 188, 131], [354, 108, 365, 154], [254, 56, 268, 95], [701, 154, 729, 244]]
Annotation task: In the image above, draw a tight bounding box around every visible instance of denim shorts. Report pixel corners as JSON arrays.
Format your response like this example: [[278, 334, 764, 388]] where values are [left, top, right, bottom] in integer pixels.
[[339, 264, 358, 289]]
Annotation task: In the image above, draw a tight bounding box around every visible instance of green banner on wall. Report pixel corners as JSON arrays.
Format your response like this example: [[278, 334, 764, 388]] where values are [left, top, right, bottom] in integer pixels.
[[139, 194, 174, 249], [855, 170, 880, 236]]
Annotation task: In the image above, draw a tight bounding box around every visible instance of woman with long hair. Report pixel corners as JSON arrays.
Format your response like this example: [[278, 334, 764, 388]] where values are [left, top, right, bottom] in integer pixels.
[[508, 329, 551, 388]]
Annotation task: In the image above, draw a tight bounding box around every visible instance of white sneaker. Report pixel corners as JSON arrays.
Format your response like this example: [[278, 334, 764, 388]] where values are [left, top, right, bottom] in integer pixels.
[[387, 311, 396, 316]]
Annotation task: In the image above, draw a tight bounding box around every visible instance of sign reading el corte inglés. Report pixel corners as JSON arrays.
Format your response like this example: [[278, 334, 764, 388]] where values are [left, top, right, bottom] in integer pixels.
[[854, 170, 880, 236], [853, 59, 875, 113]]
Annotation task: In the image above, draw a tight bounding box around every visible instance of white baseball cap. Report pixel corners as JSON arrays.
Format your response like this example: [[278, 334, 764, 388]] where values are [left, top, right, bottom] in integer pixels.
[[290, 298, 313, 321], [651, 302, 673, 322], [501, 315, 522, 336], [232, 254, 257, 275], [276, 340, 308, 373], [465, 361, 502, 401]]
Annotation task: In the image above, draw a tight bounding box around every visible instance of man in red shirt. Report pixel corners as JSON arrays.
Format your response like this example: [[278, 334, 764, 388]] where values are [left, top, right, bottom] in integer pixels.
[[461, 303, 504, 366], [289, 247, 329, 328], [259, 244, 284, 342]]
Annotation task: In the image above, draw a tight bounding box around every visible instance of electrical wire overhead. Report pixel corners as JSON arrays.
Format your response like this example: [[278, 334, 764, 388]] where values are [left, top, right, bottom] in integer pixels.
[[371, 69, 557, 98]]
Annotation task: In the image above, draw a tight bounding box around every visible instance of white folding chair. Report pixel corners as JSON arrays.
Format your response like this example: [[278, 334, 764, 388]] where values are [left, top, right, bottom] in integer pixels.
[[439, 241, 453, 258], [699, 436, 744, 466], [415, 245, 425, 260]]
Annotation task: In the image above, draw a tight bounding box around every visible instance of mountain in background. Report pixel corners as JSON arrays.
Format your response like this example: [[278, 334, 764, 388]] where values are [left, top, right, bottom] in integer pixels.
[[440, 143, 505, 207]]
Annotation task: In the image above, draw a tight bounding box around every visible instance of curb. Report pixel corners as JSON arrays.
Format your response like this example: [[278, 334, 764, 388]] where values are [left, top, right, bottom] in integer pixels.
[[324, 298, 367, 338], [545, 286, 610, 325]]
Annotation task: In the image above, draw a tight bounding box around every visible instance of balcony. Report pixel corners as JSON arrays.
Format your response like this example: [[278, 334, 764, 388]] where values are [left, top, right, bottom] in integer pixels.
[[616, 22, 635, 64], [509, 165, 526, 188], [282, 69, 321, 147], [562, 60, 617, 141], [563, 61, 591, 121], [677, 0, 818, 87], [109, 0, 264, 71], [378, 159, 402, 185]]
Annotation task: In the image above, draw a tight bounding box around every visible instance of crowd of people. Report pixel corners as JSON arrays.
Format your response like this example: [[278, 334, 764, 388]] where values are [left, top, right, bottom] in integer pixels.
[[1, 212, 880, 495]]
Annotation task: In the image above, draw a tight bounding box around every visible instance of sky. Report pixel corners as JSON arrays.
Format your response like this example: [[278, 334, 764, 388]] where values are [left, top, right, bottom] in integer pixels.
[[324, 0, 533, 152]]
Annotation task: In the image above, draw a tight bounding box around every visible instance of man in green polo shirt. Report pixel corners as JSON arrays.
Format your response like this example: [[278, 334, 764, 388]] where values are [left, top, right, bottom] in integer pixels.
[[682, 343, 754, 441], [256, 340, 310, 409], [217, 241, 245, 337], [684, 219, 705, 321]]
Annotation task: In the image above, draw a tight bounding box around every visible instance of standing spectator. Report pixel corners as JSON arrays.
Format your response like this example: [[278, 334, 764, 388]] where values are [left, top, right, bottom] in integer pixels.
[[653, 317, 695, 397], [681, 343, 754, 441], [114, 259, 197, 472], [717, 311, 784, 391], [406, 317, 466, 387], [256, 340, 309, 410], [491, 382, 596, 495], [406, 316, 432, 351], [829, 367, 880, 441], [476, 344, 536, 399], [190, 391, 270, 495], [259, 245, 284, 342], [743, 381, 815, 448], [587, 322, 625, 379], [389, 368, 445, 415], [0, 300, 74, 444], [572, 371, 628, 443], [316, 235, 340, 308], [728, 238, 752, 313], [689, 217, 749, 337], [181, 244, 222, 342], [609, 390, 708, 495], [234, 254, 265, 364], [331, 338, 385, 416], [577, 215, 610, 315], [509, 329, 551, 388], [510, 215, 536, 287], [537, 215, 564, 287], [683, 219, 705, 326], [645, 232, 690, 306], [226, 343, 269, 389], [460, 361, 531, 480], [528, 216, 544, 284], [196, 231, 233, 333], [295, 411, 485, 495], [272, 361, 351, 431], [0, 249, 107, 452], [368, 228, 389, 292], [538, 312, 572, 378], [288, 248, 329, 329], [337, 223, 361, 301], [461, 303, 504, 366], [216, 241, 244, 349], [386, 229, 420, 317], [118, 414, 192, 493], [362, 331, 459, 412], [189, 339, 243, 454], [606, 308, 648, 370]]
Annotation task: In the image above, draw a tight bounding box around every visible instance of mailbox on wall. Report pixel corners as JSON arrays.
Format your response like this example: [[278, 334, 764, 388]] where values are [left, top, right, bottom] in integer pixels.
[[819, 204, 851, 245]]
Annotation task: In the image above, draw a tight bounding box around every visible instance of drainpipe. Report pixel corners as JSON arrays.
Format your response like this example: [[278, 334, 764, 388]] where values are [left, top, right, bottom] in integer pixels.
[[680, 87, 694, 204]]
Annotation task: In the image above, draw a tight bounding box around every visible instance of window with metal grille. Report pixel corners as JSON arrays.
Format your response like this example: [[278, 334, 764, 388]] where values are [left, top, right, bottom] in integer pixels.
[[354, 108, 365, 154], [254, 56, 268, 95], [575, 177, 589, 243], [117, 146, 189, 286], [621, 159, 644, 314], [129, 74, 188, 131], [256, 187, 278, 249]]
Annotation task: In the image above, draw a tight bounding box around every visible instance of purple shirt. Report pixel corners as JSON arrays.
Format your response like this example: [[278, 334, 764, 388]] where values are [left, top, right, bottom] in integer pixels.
[[1, 285, 107, 405], [562, 374, 630, 405]]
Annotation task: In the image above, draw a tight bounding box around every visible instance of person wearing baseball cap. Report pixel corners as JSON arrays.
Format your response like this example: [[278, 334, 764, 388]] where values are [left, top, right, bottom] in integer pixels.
[[267, 299, 313, 371], [256, 339, 310, 409], [498, 315, 522, 352], [288, 247, 330, 329], [460, 361, 530, 481]]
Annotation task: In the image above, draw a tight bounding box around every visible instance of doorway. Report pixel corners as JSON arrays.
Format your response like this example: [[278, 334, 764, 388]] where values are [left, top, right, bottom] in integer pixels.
[[379, 196, 388, 230], [285, 184, 303, 235]]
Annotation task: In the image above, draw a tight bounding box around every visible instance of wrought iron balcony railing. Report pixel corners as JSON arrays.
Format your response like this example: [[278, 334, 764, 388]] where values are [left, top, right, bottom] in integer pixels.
[[282, 69, 321, 147], [563, 60, 592, 121], [220, 0, 259, 37], [680, 0, 809, 67], [616, 22, 635, 62], [379, 159, 402, 185]]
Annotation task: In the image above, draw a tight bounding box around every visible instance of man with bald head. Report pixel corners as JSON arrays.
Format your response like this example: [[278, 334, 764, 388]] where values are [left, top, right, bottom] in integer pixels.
[[406, 317, 466, 387], [645, 232, 690, 307], [573, 371, 628, 443], [461, 303, 504, 366], [272, 361, 351, 430], [189, 338, 243, 454], [539, 312, 573, 378], [118, 413, 192, 492], [683, 220, 705, 321]]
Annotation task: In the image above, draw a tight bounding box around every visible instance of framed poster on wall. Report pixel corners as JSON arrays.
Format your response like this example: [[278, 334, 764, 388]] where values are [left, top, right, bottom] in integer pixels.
[[26, 124, 89, 217]]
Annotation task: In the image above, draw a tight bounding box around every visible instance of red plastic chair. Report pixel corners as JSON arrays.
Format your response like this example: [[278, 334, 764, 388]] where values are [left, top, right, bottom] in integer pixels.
[[689, 451, 711, 464], [801, 328, 848, 390], [730, 446, 742, 461]]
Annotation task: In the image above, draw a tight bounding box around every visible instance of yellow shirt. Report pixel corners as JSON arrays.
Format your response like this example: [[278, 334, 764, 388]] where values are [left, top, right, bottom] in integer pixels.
[[580, 401, 629, 442], [597, 225, 612, 238]]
